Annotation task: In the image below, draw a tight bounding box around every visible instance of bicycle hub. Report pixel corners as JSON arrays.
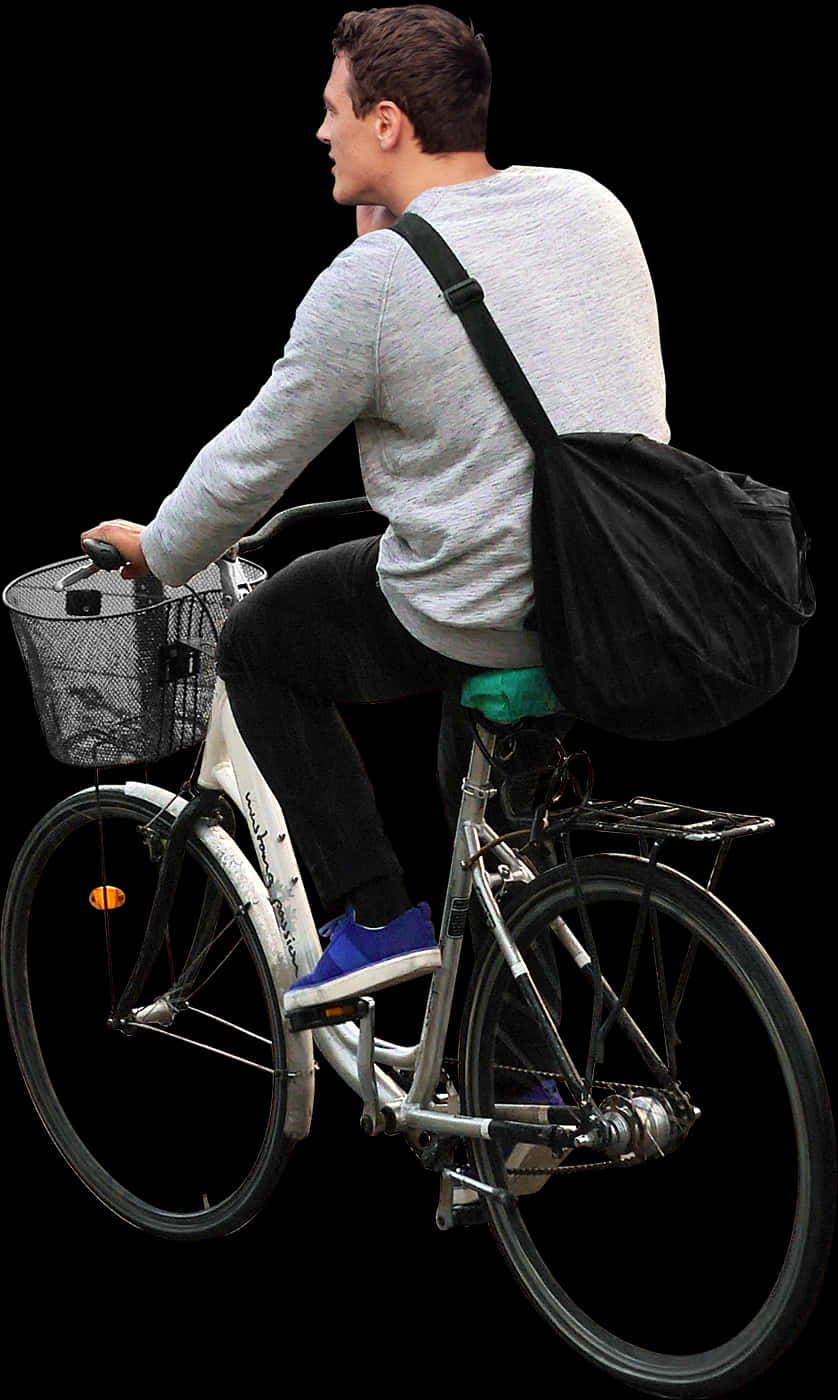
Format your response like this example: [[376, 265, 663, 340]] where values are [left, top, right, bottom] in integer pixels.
[[597, 1092, 700, 1161]]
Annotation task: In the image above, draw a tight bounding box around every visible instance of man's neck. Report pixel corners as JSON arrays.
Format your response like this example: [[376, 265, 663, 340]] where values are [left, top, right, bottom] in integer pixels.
[[385, 154, 499, 215]]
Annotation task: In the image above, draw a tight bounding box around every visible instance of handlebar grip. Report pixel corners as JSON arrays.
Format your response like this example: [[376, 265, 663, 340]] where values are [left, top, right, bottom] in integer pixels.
[[81, 538, 125, 571]]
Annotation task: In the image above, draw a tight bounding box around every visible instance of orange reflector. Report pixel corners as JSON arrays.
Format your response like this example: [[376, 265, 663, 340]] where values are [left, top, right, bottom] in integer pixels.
[[89, 886, 126, 911]]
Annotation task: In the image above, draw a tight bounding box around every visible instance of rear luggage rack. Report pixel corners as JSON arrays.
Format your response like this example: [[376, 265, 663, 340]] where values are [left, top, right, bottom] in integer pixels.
[[553, 796, 774, 843]]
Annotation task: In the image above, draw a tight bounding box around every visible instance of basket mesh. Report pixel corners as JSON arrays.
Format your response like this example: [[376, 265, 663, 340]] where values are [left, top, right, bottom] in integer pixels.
[[3, 557, 265, 767]]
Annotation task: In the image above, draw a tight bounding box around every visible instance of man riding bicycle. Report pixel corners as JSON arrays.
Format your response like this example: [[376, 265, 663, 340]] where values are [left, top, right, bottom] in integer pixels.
[[82, 6, 669, 1014]]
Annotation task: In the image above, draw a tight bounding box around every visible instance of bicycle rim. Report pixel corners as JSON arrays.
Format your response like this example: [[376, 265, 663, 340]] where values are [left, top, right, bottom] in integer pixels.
[[462, 854, 835, 1396], [2, 785, 296, 1239]]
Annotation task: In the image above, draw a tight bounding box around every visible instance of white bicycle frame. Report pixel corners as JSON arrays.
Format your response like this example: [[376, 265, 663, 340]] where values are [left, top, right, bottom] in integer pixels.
[[122, 553, 591, 1217], [195, 676, 538, 1130]]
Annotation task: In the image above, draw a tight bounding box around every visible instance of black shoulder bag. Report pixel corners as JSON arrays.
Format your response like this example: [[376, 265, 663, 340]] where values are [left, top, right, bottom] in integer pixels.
[[390, 211, 816, 742]]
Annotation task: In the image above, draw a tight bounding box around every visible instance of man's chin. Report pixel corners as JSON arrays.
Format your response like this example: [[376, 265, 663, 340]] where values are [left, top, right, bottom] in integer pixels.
[[330, 177, 374, 208]]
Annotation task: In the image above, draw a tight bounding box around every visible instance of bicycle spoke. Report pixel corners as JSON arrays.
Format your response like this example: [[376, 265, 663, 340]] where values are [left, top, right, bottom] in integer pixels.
[[127, 1020, 274, 1074], [184, 1003, 273, 1045], [180, 917, 247, 1000], [538, 904, 678, 1096], [94, 770, 117, 1012]]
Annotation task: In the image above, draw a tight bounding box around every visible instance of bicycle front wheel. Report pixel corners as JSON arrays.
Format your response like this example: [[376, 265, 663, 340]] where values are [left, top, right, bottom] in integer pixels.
[[2, 783, 311, 1240], [461, 854, 834, 1397]]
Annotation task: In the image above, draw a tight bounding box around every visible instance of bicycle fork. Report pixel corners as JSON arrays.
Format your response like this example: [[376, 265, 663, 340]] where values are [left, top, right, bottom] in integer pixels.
[[107, 786, 231, 1029]]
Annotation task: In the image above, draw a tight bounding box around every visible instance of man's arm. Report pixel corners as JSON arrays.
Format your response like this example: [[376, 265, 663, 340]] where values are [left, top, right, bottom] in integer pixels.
[[83, 222, 394, 584], [92, 237, 390, 588]]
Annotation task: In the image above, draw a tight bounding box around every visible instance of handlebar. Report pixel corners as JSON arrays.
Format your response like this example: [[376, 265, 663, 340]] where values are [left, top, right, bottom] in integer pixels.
[[83, 496, 375, 565], [237, 496, 375, 551], [66, 497, 377, 591], [55, 536, 128, 589], [81, 538, 125, 571]]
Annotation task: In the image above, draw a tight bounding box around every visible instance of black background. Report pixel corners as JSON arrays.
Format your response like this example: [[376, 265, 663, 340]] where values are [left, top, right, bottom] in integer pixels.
[[4, 6, 831, 1391]]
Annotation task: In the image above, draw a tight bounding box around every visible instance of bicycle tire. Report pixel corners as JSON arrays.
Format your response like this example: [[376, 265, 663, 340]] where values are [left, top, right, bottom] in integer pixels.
[[2, 783, 314, 1240], [461, 854, 834, 1397]]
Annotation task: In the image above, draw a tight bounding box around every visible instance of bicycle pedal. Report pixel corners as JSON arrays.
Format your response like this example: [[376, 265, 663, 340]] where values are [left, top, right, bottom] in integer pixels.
[[437, 1169, 497, 1230], [285, 995, 373, 1033], [451, 1199, 489, 1228]]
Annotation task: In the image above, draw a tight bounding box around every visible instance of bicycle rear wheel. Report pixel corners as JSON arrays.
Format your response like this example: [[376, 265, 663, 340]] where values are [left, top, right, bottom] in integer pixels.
[[461, 854, 834, 1397], [2, 784, 311, 1239]]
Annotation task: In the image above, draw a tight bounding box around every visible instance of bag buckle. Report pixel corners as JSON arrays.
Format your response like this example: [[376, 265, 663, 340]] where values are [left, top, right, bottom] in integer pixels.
[[444, 277, 484, 312]]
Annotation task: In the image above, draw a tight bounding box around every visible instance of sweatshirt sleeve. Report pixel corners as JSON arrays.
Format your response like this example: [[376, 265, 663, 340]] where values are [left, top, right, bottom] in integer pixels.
[[140, 236, 390, 585]]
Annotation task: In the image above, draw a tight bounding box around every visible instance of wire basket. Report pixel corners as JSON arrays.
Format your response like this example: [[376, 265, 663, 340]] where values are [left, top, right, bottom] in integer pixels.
[[3, 557, 266, 767]]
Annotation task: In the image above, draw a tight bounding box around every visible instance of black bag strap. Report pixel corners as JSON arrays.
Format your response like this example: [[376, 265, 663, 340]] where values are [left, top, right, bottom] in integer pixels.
[[391, 211, 559, 456], [390, 210, 815, 626]]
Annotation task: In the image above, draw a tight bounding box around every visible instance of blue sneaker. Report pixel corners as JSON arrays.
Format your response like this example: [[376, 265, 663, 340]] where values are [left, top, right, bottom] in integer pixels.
[[283, 903, 441, 1013], [453, 1076, 567, 1209], [519, 1076, 564, 1107], [506, 1076, 567, 1195]]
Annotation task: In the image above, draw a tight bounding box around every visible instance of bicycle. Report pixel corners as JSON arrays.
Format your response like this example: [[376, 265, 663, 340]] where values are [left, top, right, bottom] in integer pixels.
[[2, 498, 834, 1398]]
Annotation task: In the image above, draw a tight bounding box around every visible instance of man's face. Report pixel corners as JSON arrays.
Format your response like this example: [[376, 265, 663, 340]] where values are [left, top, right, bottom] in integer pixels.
[[317, 53, 384, 205]]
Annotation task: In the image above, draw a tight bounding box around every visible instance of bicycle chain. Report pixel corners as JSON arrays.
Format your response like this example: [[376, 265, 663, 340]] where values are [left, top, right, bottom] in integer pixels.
[[443, 1058, 688, 1176]]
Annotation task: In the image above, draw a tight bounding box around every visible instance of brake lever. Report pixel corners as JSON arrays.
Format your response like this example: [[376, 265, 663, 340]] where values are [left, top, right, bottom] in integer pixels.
[[55, 538, 126, 591]]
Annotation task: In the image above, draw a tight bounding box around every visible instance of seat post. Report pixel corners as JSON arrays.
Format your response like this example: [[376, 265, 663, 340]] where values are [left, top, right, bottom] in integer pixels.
[[450, 721, 496, 893]]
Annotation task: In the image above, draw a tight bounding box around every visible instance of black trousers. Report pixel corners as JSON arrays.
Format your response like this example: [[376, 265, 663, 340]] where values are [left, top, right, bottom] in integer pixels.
[[216, 535, 481, 913], [217, 534, 568, 1086]]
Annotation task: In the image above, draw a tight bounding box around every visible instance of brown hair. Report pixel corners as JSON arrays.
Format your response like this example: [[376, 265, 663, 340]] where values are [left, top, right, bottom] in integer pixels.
[[332, 7, 491, 155]]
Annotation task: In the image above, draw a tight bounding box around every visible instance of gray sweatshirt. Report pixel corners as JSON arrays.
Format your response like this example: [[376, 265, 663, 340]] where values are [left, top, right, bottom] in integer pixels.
[[141, 165, 669, 668]]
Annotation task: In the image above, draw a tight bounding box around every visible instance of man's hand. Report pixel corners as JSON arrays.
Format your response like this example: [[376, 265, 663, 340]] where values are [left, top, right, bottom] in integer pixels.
[[356, 204, 398, 237], [81, 519, 150, 579]]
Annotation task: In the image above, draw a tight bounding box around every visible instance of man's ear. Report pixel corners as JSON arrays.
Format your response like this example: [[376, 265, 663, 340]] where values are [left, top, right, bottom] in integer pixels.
[[374, 99, 411, 152]]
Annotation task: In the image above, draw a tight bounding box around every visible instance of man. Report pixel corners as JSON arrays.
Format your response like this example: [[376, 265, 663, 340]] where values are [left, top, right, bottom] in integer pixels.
[[82, 6, 668, 1014]]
